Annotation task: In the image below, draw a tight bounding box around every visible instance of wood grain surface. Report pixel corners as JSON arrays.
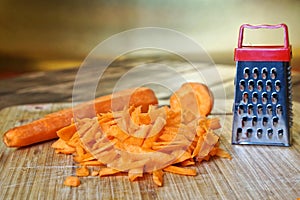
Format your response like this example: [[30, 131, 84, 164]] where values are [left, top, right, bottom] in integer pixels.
[[0, 103, 299, 200]]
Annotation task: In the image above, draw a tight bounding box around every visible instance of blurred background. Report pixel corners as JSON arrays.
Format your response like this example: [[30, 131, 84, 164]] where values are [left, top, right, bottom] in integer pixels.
[[0, 0, 299, 78]]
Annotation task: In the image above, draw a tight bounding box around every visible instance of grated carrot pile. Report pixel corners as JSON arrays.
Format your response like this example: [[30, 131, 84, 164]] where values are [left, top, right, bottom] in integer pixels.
[[52, 82, 231, 187]]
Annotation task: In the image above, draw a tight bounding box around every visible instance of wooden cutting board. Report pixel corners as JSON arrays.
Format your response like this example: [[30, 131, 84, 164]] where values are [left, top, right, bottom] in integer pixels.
[[0, 103, 299, 199]]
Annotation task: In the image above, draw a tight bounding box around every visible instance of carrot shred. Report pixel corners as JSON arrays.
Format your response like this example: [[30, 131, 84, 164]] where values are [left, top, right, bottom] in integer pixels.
[[76, 165, 90, 177], [180, 159, 195, 167], [56, 124, 77, 141], [79, 160, 104, 166], [152, 170, 164, 186], [163, 165, 197, 176], [64, 176, 80, 187], [91, 171, 99, 176], [215, 148, 232, 159], [99, 168, 120, 177], [51, 82, 231, 187], [66, 132, 80, 147], [128, 168, 143, 182], [51, 139, 75, 154]]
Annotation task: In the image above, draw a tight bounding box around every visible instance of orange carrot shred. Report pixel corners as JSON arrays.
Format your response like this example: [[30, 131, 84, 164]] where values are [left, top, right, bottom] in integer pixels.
[[153, 170, 164, 186], [163, 165, 197, 176], [50, 82, 231, 187], [128, 168, 143, 182], [99, 168, 120, 177], [64, 176, 80, 187], [76, 165, 90, 177], [56, 124, 77, 141]]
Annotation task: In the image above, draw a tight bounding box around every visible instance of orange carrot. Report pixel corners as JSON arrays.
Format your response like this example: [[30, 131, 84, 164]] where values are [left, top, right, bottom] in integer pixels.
[[3, 87, 158, 147]]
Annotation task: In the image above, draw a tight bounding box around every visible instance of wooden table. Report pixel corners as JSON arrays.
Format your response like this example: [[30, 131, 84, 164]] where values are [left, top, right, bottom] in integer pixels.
[[0, 57, 299, 199]]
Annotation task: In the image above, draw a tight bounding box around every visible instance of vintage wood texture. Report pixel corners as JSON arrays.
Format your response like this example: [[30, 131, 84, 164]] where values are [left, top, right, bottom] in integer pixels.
[[0, 103, 299, 200]]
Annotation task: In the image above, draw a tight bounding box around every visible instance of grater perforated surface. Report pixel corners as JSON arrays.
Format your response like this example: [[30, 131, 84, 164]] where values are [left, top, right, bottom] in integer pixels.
[[232, 61, 292, 146]]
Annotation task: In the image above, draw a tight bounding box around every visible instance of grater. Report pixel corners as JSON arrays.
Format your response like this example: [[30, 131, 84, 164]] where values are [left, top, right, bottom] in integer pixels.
[[232, 24, 292, 146]]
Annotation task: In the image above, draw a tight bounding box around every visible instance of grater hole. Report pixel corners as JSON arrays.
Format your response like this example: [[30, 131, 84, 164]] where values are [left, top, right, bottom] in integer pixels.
[[244, 68, 250, 79], [252, 68, 259, 79], [278, 129, 284, 137], [270, 68, 277, 79], [237, 128, 242, 134], [239, 80, 245, 91], [266, 81, 272, 92], [263, 117, 268, 126], [262, 92, 268, 104], [257, 80, 263, 92], [247, 104, 253, 115], [252, 116, 257, 126], [257, 104, 263, 115], [252, 92, 258, 104], [248, 80, 254, 91], [267, 128, 273, 138], [273, 116, 279, 127], [276, 104, 283, 116], [257, 128, 263, 138], [236, 128, 243, 141], [272, 92, 278, 104], [238, 105, 244, 115], [246, 128, 253, 138], [267, 104, 272, 115], [275, 80, 281, 92], [242, 92, 248, 104], [262, 67, 268, 79], [242, 116, 248, 127]]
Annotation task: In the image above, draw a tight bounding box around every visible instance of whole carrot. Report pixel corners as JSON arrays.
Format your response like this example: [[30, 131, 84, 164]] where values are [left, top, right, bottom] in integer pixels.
[[3, 87, 158, 147]]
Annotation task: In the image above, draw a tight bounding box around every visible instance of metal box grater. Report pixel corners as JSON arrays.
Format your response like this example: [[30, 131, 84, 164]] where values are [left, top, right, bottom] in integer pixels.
[[232, 24, 292, 146]]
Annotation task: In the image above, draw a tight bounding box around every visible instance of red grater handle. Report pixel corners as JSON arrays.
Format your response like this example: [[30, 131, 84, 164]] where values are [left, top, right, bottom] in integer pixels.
[[238, 24, 290, 48]]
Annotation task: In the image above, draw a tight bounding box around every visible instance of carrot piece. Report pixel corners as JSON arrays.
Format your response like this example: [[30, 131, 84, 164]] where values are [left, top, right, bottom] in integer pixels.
[[3, 87, 158, 147], [76, 145, 86, 158], [51, 138, 67, 149], [66, 132, 80, 147], [207, 118, 221, 130], [76, 165, 90, 177], [215, 148, 232, 159], [172, 150, 192, 164], [56, 124, 77, 141], [91, 171, 99, 176], [180, 159, 195, 167], [64, 176, 81, 187], [152, 170, 164, 186], [79, 160, 104, 166], [163, 165, 197, 176], [51, 139, 76, 155], [55, 148, 76, 155], [99, 168, 120, 177], [80, 153, 94, 161], [109, 157, 150, 172], [128, 168, 143, 182], [192, 135, 204, 158]]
